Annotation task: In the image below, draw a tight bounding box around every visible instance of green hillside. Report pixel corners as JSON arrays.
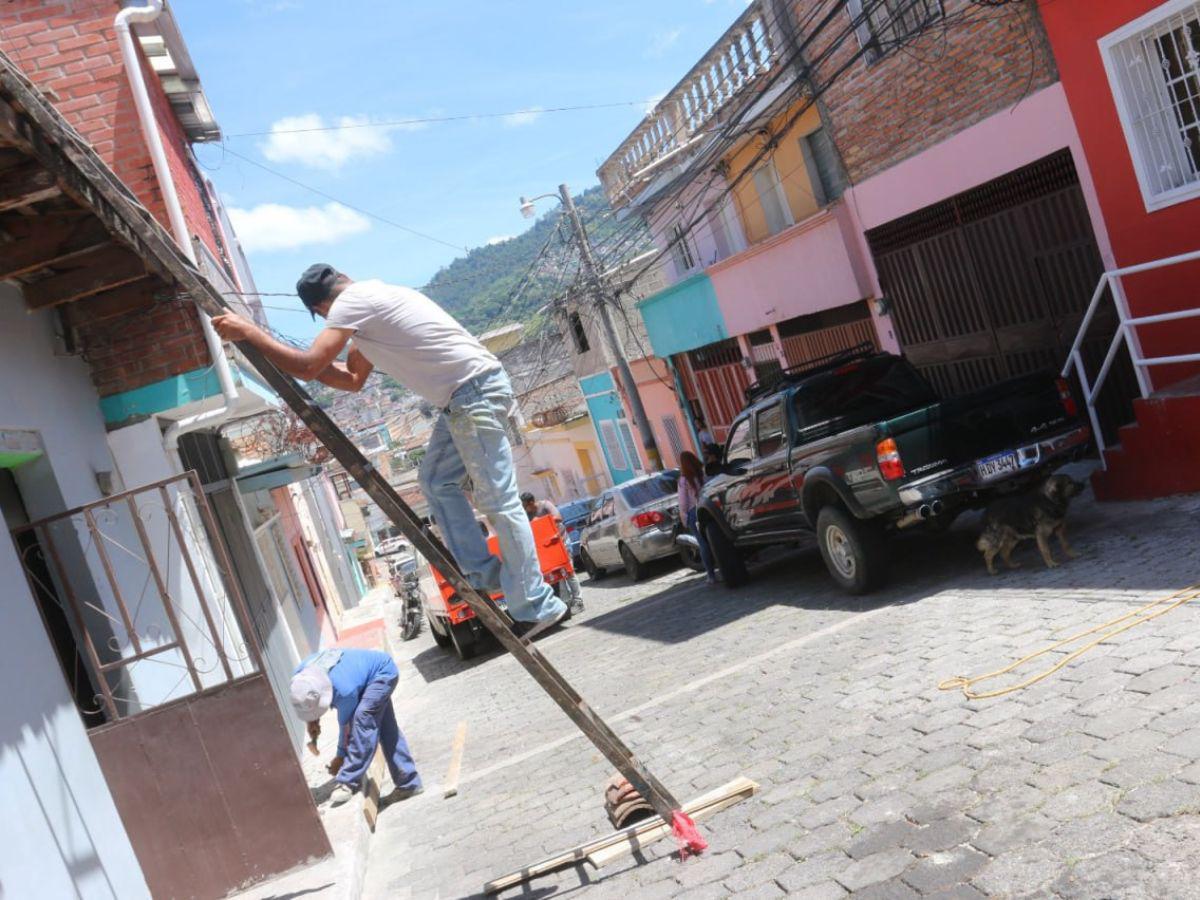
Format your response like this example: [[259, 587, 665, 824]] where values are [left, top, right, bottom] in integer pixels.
[[422, 185, 647, 335]]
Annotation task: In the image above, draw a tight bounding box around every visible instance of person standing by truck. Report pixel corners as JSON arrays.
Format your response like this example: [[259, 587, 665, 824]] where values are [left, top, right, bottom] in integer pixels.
[[678, 451, 717, 585], [212, 264, 568, 639], [521, 491, 585, 614]]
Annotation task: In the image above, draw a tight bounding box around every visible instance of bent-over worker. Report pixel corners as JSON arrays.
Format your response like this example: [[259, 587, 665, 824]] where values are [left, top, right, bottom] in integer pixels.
[[212, 265, 568, 639], [290, 648, 422, 806], [521, 491, 584, 615]]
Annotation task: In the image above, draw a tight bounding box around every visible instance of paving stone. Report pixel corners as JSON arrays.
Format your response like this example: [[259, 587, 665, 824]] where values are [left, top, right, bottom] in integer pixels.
[[1079, 706, 1158, 740], [901, 846, 989, 893], [905, 814, 978, 855], [1116, 650, 1182, 675], [673, 851, 742, 889], [1050, 849, 1161, 899], [1045, 812, 1132, 859], [851, 877, 919, 899], [722, 852, 792, 893], [1117, 779, 1200, 822], [787, 882, 847, 900], [1040, 781, 1120, 821], [846, 820, 915, 860], [733, 881, 786, 900], [850, 791, 917, 827], [1162, 727, 1200, 759], [833, 848, 913, 892], [970, 844, 1062, 897], [1099, 752, 1184, 789], [1127, 664, 1195, 694], [775, 853, 852, 892], [969, 814, 1056, 857]]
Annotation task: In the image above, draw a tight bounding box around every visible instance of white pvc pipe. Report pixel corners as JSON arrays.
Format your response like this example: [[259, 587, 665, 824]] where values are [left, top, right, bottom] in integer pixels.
[[114, 0, 238, 450]]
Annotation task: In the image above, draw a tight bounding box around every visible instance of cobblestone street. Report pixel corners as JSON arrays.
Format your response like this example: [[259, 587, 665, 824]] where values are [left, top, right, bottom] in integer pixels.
[[336, 474, 1200, 898]]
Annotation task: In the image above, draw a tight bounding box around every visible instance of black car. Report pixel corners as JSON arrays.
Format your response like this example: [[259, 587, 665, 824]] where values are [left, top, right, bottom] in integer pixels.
[[697, 345, 1089, 594]]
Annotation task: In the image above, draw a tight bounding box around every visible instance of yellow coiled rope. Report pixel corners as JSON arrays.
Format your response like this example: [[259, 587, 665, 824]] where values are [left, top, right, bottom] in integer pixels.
[[939, 582, 1200, 700]]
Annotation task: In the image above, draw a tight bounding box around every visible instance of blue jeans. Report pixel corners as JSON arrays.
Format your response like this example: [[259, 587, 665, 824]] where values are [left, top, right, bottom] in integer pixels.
[[336, 677, 421, 791], [687, 508, 716, 579], [419, 369, 566, 624]]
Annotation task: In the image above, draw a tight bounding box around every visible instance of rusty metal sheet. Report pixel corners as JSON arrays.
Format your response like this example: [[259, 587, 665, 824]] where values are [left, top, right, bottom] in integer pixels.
[[90, 674, 329, 899], [187, 676, 331, 885]]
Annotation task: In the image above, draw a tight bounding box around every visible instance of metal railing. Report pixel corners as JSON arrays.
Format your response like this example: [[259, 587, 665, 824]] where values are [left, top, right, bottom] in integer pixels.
[[1062, 248, 1200, 460], [11, 471, 260, 723]]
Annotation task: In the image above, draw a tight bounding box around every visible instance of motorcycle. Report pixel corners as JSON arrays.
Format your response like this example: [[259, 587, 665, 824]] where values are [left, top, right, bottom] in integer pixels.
[[390, 557, 424, 641]]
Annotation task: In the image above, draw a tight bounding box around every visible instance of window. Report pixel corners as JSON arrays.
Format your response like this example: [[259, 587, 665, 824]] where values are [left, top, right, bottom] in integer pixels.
[[618, 421, 643, 473], [800, 128, 847, 206], [724, 416, 754, 466], [669, 222, 696, 275], [752, 162, 793, 236], [790, 355, 937, 440], [848, 0, 943, 63], [599, 419, 629, 471], [662, 414, 685, 462], [332, 472, 354, 500], [620, 471, 680, 508], [1103, 1, 1200, 210], [568, 311, 590, 353], [755, 402, 786, 458], [599, 493, 615, 522]]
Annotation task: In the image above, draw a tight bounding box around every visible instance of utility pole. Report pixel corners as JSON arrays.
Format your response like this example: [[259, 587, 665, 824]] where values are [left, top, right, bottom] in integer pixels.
[[558, 183, 663, 472]]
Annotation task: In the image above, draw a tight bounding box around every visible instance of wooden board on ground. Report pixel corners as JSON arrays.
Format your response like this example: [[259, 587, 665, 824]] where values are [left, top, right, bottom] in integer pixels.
[[362, 747, 387, 832], [443, 721, 468, 799], [483, 776, 758, 894]]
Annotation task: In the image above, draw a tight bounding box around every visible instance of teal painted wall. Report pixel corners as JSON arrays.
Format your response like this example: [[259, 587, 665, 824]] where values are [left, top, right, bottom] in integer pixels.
[[99, 363, 275, 426], [579, 371, 637, 485], [638, 273, 727, 358]]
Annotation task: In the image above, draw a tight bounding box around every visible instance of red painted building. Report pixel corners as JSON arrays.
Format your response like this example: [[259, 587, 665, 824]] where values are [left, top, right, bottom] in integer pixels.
[[1040, 0, 1200, 498]]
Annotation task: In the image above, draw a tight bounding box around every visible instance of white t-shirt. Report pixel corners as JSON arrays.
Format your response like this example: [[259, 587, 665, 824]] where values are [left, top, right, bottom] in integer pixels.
[[325, 280, 500, 407]]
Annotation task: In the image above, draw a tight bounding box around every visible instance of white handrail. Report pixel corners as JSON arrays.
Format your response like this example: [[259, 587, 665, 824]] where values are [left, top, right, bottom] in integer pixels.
[[1062, 250, 1200, 463]]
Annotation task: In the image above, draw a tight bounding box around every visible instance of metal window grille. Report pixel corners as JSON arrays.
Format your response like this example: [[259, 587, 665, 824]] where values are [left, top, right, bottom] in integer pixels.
[[599, 419, 629, 472], [1107, 4, 1200, 201], [670, 222, 696, 274], [10, 472, 260, 724], [849, 0, 943, 62], [800, 128, 847, 206], [689, 337, 743, 371], [618, 421, 643, 473]]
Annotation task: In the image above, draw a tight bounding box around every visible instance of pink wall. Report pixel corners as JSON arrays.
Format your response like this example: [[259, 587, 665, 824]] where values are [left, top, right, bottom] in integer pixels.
[[838, 83, 1112, 355], [628, 357, 690, 469], [707, 203, 873, 337], [648, 175, 742, 282]]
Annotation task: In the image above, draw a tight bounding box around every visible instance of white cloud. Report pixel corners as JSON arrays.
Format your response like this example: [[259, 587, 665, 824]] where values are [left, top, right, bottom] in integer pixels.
[[485, 235, 515, 246], [227, 202, 371, 253], [260, 113, 397, 171], [646, 28, 682, 58], [502, 107, 543, 128]]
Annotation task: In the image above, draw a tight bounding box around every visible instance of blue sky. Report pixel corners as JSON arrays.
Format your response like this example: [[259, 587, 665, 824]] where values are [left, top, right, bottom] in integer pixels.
[[177, 0, 750, 343]]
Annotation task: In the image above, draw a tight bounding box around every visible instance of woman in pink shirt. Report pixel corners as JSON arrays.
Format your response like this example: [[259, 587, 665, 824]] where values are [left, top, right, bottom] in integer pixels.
[[679, 451, 718, 584]]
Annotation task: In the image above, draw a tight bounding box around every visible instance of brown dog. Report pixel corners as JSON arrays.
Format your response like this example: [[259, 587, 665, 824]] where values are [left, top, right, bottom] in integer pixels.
[[976, 474, 1086, 575]]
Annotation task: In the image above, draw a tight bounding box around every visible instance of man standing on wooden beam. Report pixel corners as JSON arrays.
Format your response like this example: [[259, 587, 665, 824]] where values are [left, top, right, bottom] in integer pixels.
[[213, 264, 569, 639]]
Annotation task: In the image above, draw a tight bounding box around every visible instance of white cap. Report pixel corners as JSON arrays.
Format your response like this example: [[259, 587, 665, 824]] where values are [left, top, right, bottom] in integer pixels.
[[290, 666, 333, 721]]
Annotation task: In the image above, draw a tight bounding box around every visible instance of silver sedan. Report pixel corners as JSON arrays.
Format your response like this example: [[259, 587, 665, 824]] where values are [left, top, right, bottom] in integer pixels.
[[578, 470, 683, 581]]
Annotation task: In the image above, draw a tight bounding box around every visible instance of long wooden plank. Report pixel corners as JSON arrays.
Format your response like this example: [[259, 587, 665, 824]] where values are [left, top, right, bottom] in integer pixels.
[[587, 781, 759, 868], [443, 721, 468, 798], [363, 747, 387, 832], [483, 777, 758, 894], [0, 57, 687, 838]]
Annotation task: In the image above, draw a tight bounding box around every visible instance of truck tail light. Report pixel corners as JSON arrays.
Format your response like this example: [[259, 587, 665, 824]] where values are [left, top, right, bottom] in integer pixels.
[[632, 510, 665, 529], [876, 437, 905, 481], [1055, 377, 1078, 418]]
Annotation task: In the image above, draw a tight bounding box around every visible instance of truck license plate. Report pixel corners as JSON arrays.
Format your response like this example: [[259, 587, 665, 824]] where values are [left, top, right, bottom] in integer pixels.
[[976, 451, 1018, 482]]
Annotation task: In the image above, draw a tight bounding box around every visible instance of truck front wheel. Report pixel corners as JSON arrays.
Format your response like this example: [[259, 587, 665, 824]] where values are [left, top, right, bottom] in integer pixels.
[[816, 506, 887, 595], [703, 518, 748, 588]]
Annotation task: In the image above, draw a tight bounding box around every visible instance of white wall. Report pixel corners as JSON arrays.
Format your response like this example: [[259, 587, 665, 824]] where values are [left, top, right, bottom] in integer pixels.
[[0, 290, 149, 899]]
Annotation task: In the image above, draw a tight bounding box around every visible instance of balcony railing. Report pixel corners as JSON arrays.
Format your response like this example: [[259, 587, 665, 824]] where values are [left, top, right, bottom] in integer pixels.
[[598, 2, 778, 207]]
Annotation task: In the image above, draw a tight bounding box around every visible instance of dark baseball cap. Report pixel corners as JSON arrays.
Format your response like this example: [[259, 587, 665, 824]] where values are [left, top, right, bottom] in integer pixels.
[[296, 263, 340, 318]]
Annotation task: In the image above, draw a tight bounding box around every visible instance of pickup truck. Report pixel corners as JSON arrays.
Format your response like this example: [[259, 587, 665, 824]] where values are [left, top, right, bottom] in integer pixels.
[[697, 347, 1090, 594]]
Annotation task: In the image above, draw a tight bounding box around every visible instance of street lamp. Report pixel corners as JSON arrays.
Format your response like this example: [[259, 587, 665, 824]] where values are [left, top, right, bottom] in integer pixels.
[[516, 184, 663, 472], [518, 193, 558, 220]]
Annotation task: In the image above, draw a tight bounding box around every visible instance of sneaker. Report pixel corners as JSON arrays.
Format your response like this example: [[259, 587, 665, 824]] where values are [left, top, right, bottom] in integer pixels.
[[329, 784, 353, 807], [520, 605, 569, 641], [569, 599, 585, 615], [385, 784, 425, 804], [705, 574, 717, 585]]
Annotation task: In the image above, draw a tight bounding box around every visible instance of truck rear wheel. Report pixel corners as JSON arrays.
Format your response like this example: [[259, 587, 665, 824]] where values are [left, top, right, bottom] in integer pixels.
[[449, 621, 478, 661], [428, 615, 452, 649], [703, 519, 748, 588], [816, 506, 887, 595]]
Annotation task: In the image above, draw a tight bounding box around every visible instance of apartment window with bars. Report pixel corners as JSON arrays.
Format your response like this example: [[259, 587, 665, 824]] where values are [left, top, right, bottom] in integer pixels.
[[800, 127, 847, 206], [752, 161, 794, 237], [1103, 1, 1200, 210], [669, 222, 696, 276], [847, 0, 943, 63], [567, 310, 590, 354]]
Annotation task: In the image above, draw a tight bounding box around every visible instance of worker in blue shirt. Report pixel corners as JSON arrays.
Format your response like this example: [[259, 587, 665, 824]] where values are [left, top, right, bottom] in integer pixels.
[[290, 648, 422, 807]]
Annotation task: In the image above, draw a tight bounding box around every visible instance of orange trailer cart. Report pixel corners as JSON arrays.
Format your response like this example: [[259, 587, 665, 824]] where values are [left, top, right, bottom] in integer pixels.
[[424, 514, 574, 660]]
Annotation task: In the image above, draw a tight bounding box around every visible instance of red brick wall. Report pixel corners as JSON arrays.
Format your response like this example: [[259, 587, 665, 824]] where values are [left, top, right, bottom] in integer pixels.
[[795, 0, 1059, 183], [0, 1, 232, 401]]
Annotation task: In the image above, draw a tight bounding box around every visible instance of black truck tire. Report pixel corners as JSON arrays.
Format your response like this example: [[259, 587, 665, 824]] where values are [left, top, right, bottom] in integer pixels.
[[704, 519, 748, 588], [429, 614, 452, 649], [816, 505, 887, 595], [581, 548, 605, 580], [449, 621, 478, 661], [619, 543, 645, 582]]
